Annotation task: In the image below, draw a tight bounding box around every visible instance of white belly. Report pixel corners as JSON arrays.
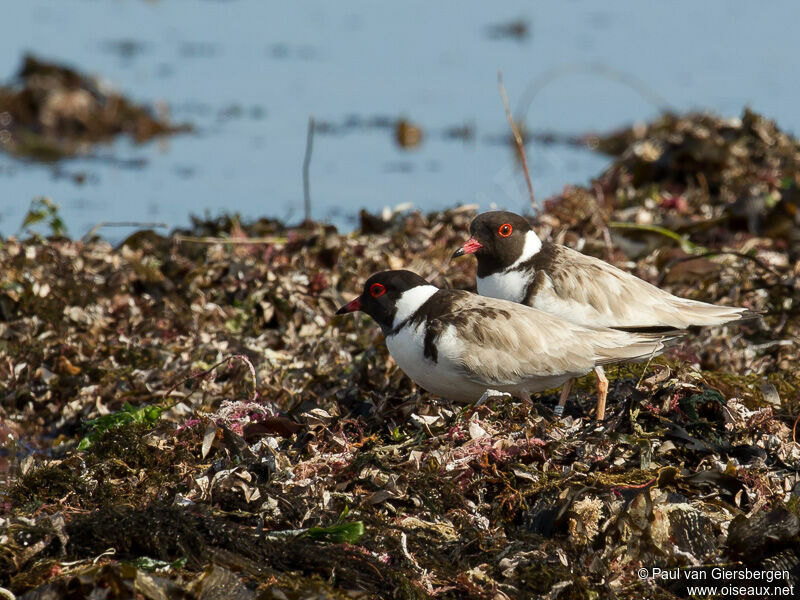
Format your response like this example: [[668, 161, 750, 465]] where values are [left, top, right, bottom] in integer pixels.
[[386, 324, 485, 403]]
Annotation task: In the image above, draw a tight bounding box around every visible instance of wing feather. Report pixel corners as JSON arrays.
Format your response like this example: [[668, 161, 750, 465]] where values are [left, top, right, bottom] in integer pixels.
[[434, 292, 678, 389], [543, 245, 751, 328]]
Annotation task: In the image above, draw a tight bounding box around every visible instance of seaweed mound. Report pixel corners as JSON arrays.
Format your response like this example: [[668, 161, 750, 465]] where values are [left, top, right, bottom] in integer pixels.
[[0, 54, 190, 161], [1, 109, 800, 599]]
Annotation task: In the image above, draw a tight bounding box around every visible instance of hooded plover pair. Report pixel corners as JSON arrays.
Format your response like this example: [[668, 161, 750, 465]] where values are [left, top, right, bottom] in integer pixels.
[[338, 211, 754, 420]]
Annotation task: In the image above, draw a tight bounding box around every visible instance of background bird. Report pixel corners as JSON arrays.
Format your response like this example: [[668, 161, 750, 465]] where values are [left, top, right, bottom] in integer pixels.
[[453, 210, 756, 419], [336, 270, 681, 408]]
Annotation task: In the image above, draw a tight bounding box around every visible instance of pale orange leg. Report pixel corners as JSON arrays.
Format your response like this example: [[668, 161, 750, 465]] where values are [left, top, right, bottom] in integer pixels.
[[554, 378, 573, 417], [594, 366, 608, 421]]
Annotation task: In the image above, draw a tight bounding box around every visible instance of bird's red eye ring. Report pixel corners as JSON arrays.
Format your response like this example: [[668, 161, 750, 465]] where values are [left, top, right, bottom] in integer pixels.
[[498, 223, 513, 237], [370, 283, 386, 298]]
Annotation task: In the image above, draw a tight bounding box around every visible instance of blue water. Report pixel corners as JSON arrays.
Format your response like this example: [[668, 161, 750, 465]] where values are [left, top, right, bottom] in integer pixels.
[[1, 1, 798, 239]]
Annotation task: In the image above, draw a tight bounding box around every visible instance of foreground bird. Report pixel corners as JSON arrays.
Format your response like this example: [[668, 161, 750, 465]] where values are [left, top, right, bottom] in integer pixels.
[[453, 211, 754, 418], [336, 270, 680, 406]]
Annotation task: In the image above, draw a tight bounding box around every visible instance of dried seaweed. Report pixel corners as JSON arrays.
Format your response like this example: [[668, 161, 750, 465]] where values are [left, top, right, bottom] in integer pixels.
[[2, 109, 800, 598]]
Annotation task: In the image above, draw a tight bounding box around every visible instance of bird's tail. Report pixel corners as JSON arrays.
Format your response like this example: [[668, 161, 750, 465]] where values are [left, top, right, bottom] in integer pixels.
[[660, 298, 759, 328], [595, 328, 686, 366]]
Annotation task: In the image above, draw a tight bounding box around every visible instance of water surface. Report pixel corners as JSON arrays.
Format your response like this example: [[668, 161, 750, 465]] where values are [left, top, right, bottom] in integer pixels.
[[0, 1, 798, 238]]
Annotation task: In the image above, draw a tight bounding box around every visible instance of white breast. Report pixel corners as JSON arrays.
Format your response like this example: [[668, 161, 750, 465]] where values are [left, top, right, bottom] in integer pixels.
[[477, 270, 529, 304], [476, 230, 543, 304], [386, 323, 485, 403], [480, 268, 619, 328]]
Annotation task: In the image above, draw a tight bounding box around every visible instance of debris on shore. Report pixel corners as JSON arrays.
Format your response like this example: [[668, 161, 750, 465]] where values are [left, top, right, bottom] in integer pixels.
[[0, 55, 190, 162], [1, 109, 799, 599]]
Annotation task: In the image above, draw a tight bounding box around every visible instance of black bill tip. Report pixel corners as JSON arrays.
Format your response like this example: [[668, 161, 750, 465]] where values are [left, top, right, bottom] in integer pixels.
[[336, 297, 363, 315]]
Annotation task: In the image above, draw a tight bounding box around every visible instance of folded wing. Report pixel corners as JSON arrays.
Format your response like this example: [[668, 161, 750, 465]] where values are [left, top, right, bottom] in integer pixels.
[[437, 292, 682, 388], [542, 245, 754, 328]]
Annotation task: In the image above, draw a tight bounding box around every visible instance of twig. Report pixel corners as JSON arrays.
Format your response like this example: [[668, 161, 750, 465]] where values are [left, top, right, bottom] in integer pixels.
[[592, 183, 614, 260], [173, 234, 287, 245], [636, 339, 665, 390], [82, 221, 168, 242], [400, 533, 420, 568], [656, 250, 784, 286], [161, 353, 260, 409], [498, 71, 536, 213], [516, 62, 672, 117], [608, 221, 701, 253], [792, 413, 799, 445], [611, 477, 657, 496], [303, 115, 315, 223], [230, 354, 260, 403]]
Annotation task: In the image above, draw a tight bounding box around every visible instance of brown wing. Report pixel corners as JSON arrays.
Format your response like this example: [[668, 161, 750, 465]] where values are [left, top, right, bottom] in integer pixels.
[[435, 292, 676, 388], [538, 244, 750, 328]]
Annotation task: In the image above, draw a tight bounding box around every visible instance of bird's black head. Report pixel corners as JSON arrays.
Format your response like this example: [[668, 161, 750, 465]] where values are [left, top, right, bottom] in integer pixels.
[[452, 211, 535, 274], [336, 270, 431, 331]]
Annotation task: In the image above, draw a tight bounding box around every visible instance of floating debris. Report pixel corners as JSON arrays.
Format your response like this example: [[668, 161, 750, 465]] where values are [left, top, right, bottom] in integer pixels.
[[485, 18, 531, 41], [0, 54, 191, 161], [395, 118, 424, 150]]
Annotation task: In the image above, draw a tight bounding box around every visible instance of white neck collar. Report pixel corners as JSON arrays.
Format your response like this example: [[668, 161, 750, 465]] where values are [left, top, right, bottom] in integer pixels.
[[508, 230, 542, 270], [392, 285, 438, 329]]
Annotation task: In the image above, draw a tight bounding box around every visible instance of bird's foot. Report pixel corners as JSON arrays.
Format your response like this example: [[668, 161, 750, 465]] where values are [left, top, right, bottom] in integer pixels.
[[475, 389, 511, 407]]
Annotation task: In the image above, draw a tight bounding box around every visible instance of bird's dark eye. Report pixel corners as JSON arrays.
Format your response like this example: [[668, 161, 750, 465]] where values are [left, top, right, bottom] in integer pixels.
[[370, 283, 386, 298], [498, 223, 513, 237]]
